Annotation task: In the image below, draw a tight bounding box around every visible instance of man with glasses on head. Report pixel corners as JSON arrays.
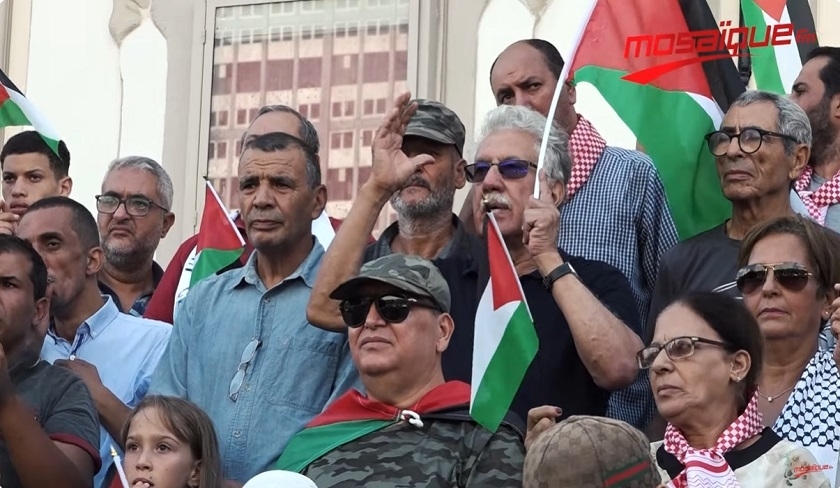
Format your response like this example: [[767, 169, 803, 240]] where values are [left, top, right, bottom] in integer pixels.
[[275, 253, 524, 487], [96, 156, 175, 317], [149, 131, 358, 486]]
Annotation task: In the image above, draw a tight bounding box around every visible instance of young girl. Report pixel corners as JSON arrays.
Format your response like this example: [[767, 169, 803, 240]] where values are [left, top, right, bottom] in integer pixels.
[[118, 395, 222, 488]]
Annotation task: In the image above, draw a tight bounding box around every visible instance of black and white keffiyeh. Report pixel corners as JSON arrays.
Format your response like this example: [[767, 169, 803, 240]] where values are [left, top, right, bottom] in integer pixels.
[[773, 350, 839, 485]]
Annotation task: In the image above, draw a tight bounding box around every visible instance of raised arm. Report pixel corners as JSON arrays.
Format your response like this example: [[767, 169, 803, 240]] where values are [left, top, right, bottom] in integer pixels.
[[306, 91, 434, 331]]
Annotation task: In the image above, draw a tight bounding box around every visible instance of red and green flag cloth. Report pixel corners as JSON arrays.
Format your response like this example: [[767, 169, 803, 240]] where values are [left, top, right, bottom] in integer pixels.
[[470, 213, 537, 432], [274, 381, 471, 473], [190, 179, 246, 286], [740, 0, 819, 94], [570, 0, 746, 239], [0, 68, 63, 157]]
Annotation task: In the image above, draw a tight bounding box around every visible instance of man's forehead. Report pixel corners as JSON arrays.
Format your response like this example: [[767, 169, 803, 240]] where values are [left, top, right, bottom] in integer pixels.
[[722, 102, 778, 130], [491, 43, 550, 82], [0, 252, 30, 283], [239, 147, 305, 173], [475, 129, 536, 158], [2, 152, 53, 174], [246, 111, 302, 139], [796, 57, 829, 88], [101, 167, 157, 193], [19, 207, 71, 236]]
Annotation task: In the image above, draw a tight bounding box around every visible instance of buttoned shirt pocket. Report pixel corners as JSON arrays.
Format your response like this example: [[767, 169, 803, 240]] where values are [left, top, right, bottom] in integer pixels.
[[258, 335, 341, 412]]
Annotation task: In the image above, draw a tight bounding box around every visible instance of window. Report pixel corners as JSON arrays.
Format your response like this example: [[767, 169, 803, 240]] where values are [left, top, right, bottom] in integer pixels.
[[218, 110, 229, 127], [217, 7, 235, 18], [237, 109, 248, 126], [240, 5, 265, 17], [366, 20, 390, 36], [208, 142, 216, 159], [332, 102, 342, 118], [344, 100, 355, 117], [343, 132, 354, 148], [334, 21, 360, 38], [310, 103, 321, 120], [235, 139, 243, 155], [269, 26, 293, 42], [217, 141, 228, 159], [366, 0, 392, 6], [362, 129, 374, 146], [330, 132, 342, 150], [376, 98, 387, 114], [210, 111, 218, 127], [336, 0, 360, 10], [214, 29, 234, 46], [236, 62, 262, 92], [300, 1, 323, 13], [270, 2, 295, 15], [248, 108, 259, 123], [363, 99, 374, 115]]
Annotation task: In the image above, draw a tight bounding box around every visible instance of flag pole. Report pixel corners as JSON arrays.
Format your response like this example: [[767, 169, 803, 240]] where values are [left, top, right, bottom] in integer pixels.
[[534, 0, 599, 198]]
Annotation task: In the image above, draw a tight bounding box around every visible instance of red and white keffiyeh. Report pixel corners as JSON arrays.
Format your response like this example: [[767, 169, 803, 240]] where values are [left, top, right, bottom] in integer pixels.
[[566, 115, 607, 201], [663, 393, 764, 488], [794, 165, 840, 225]]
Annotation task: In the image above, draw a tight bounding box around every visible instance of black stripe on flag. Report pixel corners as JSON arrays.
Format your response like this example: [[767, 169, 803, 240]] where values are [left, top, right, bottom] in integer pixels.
[[679, 0, 746, 113], [0, 69, 24, 96], [785, 0, 819, 62]]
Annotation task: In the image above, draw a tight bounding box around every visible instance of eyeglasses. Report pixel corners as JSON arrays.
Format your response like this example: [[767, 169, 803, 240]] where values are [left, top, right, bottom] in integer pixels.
[[735, 262, 813, 295], [464, 159, 538, 183], [229, 338, 260, 402], [637, 336, 733, 369], [339, 294, 439, 328], [704, 128, 799, 157], [95, 195, 168, 216]]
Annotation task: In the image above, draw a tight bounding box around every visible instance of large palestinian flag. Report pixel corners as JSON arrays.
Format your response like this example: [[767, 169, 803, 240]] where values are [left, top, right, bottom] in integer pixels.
[[571, 0, 746, 239], [740, 0, 819, 94], [0, 69, 62, 156]]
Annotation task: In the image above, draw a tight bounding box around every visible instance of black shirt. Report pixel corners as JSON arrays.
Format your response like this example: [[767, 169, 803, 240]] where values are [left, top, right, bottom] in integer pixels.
[[434, 249, 641, 422], [364, 215, 482, 262]]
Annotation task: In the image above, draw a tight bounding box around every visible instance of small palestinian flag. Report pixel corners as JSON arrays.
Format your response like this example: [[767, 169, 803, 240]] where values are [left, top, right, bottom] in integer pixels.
[[741, 0, 819, 94], [0, 69, 62, 156], [190, 180, 245, 286], [570, 0, 746, 239]]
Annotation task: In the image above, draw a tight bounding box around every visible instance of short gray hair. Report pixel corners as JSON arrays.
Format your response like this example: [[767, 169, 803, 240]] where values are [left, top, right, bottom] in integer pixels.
[[105, 156, 174, 210], [730, 90, 812, 155], [241, 105, 320, 154], [475, 105, 571, 186]]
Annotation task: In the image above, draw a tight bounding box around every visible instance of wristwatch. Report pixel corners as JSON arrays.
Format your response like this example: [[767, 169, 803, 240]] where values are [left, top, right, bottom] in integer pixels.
[[542, 262, 578, 290]]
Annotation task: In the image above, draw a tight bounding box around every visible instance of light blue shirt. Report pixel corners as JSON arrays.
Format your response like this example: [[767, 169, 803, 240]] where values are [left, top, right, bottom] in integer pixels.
[[149, 241, 360, 483], [40, 296, 171, 488]]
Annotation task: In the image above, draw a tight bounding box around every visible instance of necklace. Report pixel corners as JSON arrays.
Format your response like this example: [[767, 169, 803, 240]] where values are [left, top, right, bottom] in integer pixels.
[[757, 384, 796, 403]]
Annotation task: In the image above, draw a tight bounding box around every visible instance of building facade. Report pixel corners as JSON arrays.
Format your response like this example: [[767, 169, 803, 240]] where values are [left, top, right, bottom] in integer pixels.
[[1, 0, 839, 266]]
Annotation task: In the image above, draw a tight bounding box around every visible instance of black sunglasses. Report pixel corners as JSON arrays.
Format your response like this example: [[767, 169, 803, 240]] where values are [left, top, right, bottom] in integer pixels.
[[735, 262, 814, 295], [704, 128, 799, 157], [464, 159, 537, 183], [339, 294, 440, 328]]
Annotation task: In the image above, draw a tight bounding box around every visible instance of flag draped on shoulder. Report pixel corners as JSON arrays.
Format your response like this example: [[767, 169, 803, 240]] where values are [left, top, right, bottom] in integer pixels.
[[570, 0, 746, 239], [190, 180, 245, 286], [740, 0, 819, 94], [470, 214, 538, 432], [0, 69, 63, 156]]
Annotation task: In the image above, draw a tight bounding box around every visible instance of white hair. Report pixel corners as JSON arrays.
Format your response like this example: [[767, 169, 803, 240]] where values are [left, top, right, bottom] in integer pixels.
[[104, 156, 174, 210], [473, 105, 571, 186]]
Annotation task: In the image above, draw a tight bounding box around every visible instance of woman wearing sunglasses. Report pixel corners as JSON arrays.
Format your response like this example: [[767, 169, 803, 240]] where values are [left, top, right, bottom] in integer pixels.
[[737, 215, 840, 486], [643, 291, 828, 486]]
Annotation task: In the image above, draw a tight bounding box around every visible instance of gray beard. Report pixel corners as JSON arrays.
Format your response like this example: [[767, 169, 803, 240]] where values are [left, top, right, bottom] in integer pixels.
[[390, 187, 454, 221], [102, 238, 158, 272]]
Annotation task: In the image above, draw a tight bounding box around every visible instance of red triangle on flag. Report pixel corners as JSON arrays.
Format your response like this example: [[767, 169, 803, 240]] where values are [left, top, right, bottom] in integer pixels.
[[195, 180, 245, 253], [754, 0, 786, 22], [486, 215, 525, 311]]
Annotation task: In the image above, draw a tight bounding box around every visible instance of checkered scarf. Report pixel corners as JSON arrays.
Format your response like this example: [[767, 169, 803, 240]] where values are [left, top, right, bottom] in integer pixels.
[[663, 393, 764, 488], [794, 165, 840, 225], [567, 115, 607, 201]]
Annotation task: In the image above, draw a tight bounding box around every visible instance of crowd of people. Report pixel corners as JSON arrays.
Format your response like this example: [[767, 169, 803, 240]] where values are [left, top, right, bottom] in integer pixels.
[[0, 38, 837, 488]]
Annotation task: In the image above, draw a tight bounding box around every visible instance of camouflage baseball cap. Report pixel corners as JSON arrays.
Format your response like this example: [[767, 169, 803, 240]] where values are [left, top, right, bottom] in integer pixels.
[[405, 99, 466, 156], [523, 416, 661, 488], [329, 254, 451, 313]]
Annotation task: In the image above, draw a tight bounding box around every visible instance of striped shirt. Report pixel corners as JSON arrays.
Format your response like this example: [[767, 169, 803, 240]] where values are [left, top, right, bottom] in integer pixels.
[[559, 145, 679, 427]]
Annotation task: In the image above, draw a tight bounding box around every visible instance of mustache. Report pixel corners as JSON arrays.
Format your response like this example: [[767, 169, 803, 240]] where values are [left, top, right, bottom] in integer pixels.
[[481, 192, 511, 210], [401, 175, 431, 191], [247, 212, 285, 224]]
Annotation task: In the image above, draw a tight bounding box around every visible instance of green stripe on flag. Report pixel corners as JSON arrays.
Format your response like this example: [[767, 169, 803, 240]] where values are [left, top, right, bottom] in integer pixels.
[[275, 419, 393, 473], [575, 65, 731, 239], [471, 302, 537, 432], [741, 0, 786, 94], [190, 248, 243, 286], [0, 99, 32, 131]]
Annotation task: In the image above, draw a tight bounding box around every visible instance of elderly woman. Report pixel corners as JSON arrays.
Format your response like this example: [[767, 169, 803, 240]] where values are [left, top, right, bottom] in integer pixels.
[[644, 291, 828, 486], [738, 215, 840, 485]]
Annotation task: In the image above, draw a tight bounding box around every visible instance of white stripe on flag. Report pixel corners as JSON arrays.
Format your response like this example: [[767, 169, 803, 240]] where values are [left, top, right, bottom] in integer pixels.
[[762, 6, 802, 93], [470, 286, 519, 405], [5, 88, 61, 140]]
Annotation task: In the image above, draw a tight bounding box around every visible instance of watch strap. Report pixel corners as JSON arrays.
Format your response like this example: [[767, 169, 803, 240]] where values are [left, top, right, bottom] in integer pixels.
[[542, 263, 575, 290]]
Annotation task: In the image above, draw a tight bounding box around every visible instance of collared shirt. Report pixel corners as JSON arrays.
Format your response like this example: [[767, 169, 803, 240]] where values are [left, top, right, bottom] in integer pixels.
[[99, 262, 165, 317], [41, 296, 171, 488], [363, 214, 482, 262], [149, 241, 360, 483], [559, 145, 679, 428]]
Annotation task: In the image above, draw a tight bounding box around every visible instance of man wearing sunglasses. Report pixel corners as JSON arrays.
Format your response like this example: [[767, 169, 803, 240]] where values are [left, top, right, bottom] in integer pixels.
[[96, 156, 175, 317], [149, 131, 359, 486], [276, 253, 524, 487], [307, 95, 482, 330], [649, 91, 813, 336]]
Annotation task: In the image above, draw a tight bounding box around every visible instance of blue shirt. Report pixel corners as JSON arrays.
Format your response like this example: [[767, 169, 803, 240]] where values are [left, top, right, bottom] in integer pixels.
[[40, 296, 171, 488], [149, 242, 360, 483], [559, 146, 679, 428]]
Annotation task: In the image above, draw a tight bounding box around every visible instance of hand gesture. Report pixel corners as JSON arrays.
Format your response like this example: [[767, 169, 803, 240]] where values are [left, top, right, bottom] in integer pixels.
[[0, 201, 19, 236], [55, 357, 105, 399], [522, 170, 561, 263], [525, 405, 562, 451], [369, 92, 434, 196]]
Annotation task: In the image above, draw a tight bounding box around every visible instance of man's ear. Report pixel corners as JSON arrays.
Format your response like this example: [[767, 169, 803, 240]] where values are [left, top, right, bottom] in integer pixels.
[[32, 295, 50, 341], [87, 247, 104, 277], [435, 313, 455, 354], [454, 157, 467, 190], [58, 176, 72, 196], [311, 184, 327, 220], [549, 179, 567, 207]]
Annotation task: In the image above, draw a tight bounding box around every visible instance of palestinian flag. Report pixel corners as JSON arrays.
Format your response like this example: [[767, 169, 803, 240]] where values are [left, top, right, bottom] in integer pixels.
[[275, 382, 471, 473], [740, 0, 819, 94], [0, 69, 62, 156], [190, 180, 245, 285], [470, 214, 538, 432], [571, 0, 746, 239]]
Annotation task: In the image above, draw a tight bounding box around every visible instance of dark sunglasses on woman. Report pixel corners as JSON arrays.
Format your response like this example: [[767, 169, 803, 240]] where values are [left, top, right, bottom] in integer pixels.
[[735, 262, 813, 295]]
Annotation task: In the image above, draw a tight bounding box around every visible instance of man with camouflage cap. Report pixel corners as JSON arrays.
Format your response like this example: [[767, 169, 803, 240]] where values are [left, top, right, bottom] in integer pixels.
[[308, 92, 483, 330], [277, 253, 524, 487]]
